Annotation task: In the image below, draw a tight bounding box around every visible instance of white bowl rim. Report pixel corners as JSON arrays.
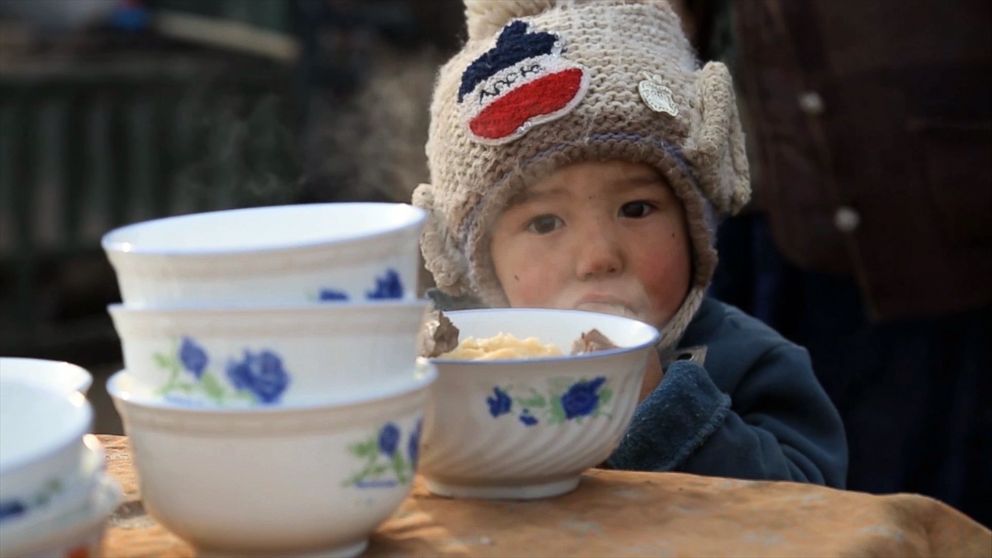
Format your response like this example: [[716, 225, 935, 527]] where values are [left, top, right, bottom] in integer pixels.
[[101, 202, 426, 257], [0, 357, 93, 394], [0, 381, 92, 476], [428, 307, 661, 366], [106, 297, 429, 316], [106, 364, 438, 415]]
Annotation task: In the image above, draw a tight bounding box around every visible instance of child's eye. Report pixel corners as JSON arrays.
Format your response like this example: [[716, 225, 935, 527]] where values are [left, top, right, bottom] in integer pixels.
[[526, 214, 564, 234], [619, 201, 655, 218]]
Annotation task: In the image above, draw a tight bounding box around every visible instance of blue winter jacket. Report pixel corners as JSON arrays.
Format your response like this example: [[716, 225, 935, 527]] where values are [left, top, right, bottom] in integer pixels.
[[606, 296, 848, 487]]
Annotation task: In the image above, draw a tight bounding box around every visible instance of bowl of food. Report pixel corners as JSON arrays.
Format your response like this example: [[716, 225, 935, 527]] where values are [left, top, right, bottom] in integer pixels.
[[0, 358, 93, 395], [101, 203, 426, 308], [107, 363, 435, 557], [108, 299, 429, 407], [418, 308, 659, 499], [0, 380, 93, 520]]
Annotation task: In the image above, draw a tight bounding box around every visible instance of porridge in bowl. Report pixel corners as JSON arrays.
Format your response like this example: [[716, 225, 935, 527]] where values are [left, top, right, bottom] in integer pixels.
[[441, 333, 563, 360], [421, 310, 618, 360]]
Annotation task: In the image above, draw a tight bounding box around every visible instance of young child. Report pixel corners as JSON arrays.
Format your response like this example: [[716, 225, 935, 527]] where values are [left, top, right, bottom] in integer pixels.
[[413, 0, 847, 486]]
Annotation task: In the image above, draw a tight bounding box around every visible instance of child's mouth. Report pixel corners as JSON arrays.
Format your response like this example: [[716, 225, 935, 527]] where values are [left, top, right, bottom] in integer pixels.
[[574, 301, 637, 319]]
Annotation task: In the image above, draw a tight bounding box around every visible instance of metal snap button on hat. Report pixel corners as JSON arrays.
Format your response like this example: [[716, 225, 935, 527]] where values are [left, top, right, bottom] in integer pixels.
[[639, 74, 679, 116]]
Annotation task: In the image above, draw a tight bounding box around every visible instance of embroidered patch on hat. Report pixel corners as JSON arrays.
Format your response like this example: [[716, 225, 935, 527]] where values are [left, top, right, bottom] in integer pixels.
[[458, 20, 590, 145], [638, 74, 679, 117]]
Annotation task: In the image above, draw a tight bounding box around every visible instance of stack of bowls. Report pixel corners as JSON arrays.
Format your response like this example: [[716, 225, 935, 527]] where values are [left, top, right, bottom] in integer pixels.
[[101, 203, 435, 557], [0, 367, 121, 558]]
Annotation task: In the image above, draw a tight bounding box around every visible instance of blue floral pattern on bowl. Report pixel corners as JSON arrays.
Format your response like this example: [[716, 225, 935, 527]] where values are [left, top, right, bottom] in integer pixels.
[[313, 267, 405, 302], [366, 269, 403, 299], [153, 337, 291, 405], [226, 350, 291, 404], [318, 289, 349, 301], [344, 419, 422, 489], [486, 387, 513, 417], [0, 478, 63, 524], [179, 337, 207, 378], [485, 376, 612, 427], [0, 500, 26, 523], [407, 419, 423, 469]]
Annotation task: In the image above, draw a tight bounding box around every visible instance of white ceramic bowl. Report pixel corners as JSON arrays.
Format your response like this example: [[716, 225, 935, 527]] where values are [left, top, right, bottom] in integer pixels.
[[109, 300, 429, 407], [1, 435, 108, 532], [102, 202, 426, 308], [0, 357, 93, 395], [0, 380, 93, 518], [108, 365, 436, 557], [420, 308, 660, 499], [0, 474, 121, 558]]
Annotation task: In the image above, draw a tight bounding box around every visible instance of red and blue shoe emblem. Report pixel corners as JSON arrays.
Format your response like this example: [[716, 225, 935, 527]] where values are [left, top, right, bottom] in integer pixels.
[[458, 21, 590, 145]]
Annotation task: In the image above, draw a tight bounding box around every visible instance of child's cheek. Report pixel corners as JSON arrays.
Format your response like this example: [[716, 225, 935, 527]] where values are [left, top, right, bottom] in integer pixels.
[[634, 241, 692, 323], [504, 265, 558, 307], [495, 246, 568, 308]]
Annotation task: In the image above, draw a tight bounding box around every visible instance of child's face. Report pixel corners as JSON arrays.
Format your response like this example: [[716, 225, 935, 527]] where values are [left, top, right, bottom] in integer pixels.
[[490, 161, 691, 330]]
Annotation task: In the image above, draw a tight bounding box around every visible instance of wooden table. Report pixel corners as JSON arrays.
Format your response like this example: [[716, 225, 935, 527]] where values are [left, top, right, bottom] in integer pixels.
[[99, 435, 990, 557]]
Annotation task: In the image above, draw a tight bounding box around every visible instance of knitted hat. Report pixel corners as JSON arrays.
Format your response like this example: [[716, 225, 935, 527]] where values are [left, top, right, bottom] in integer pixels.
[[413, 0, 750, 350]]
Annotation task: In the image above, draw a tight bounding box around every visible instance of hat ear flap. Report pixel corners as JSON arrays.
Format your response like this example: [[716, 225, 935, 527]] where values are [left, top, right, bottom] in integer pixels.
[[412, 183, 471, 296], [688, 61, 751, 215]]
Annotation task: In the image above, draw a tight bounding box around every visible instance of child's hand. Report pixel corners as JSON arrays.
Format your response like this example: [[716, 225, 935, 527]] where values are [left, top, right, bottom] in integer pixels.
[[638, 352, 665, 403]]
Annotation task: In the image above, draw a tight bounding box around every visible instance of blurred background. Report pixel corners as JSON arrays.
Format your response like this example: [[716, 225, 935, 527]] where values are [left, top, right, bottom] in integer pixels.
[[0, 0, 461, 434]]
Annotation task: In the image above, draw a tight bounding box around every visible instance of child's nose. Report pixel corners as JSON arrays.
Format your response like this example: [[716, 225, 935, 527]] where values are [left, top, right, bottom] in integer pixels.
[[574, 229, 624, 280]]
